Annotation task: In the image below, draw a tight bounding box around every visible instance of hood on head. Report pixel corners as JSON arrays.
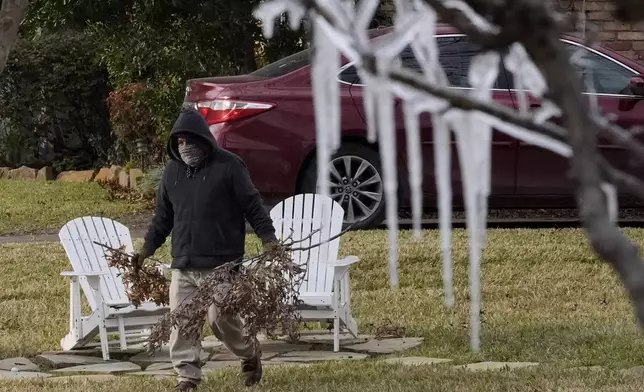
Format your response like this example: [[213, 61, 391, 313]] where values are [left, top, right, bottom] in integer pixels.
[[167, 107, 218, 163]]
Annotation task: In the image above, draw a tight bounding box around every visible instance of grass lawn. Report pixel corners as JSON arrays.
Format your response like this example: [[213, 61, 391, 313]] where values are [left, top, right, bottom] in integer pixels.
[[3, 228, 644, 390], [0, 179, 150, 236]]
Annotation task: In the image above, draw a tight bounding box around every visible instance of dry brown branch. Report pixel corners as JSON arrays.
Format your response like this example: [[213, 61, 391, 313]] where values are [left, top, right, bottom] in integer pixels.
[[0, 0, 29, 74], [104, 245, 170, 307], [145, 239, 307, 353]]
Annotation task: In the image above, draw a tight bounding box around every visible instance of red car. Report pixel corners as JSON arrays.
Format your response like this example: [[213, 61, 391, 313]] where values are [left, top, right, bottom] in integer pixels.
[[183, 25, 644, 230]]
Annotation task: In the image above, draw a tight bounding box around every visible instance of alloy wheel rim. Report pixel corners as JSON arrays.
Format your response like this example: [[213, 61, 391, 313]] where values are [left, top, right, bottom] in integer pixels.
[[318, 155, 383, 224]]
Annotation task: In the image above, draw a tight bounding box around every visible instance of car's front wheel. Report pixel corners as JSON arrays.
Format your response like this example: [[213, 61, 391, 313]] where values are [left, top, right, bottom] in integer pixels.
[[299, 143, 386, 230]]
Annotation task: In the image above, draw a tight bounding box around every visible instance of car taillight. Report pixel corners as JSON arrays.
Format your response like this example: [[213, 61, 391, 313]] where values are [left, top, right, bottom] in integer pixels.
[[195, 99, 275, 125]]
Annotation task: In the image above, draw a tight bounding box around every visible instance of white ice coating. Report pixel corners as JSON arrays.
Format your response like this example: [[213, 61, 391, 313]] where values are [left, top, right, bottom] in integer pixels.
[[254, 0, 617, 353], [403, 102, 424, 238]]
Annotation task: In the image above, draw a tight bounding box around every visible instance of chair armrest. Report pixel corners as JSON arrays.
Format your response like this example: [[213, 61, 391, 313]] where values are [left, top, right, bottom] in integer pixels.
[[60, 271, 108, 277], [106, 299, 132, 309], [329, 256, 360, 280], [329, 256, 360, 268]]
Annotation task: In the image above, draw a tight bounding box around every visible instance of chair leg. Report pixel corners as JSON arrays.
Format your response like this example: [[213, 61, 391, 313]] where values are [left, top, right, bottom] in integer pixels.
[[118, 317, 127, 350], [333, 279, 340, 353], [88, 276, 110, 361]]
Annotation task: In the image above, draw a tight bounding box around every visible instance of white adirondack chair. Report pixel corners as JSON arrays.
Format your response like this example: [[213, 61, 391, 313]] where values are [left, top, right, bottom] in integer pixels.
[[267, 193, 360, 352], [58, 216, 170, 360]]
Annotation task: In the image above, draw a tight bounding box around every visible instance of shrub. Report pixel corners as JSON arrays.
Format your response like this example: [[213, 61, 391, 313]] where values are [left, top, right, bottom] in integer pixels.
[[0, 30, 112, 172], [137, 165, 164, 199]]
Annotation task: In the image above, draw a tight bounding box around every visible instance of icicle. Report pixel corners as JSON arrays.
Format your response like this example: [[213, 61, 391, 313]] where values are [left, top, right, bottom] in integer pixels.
[[504, 43, 547, 98], [515, 77, 528, 114], [373, 56, 400, 288], [253, 0, 305, 39], [354, 0, 380, 47], [310, 15, 340, 205], [359, 69, 379, 143], [403, 102, 424, 239], [443, 51, 500, 353], [315, 16, 361, 64], [432, 114, 454, 307], [475, 113, 572, 157], [534, 100, 562, 124], [601, 183, 618, 223]]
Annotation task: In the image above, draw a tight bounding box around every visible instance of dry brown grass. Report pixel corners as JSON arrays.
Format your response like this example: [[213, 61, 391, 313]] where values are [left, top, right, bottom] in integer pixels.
[[2, 227, 644, 390]]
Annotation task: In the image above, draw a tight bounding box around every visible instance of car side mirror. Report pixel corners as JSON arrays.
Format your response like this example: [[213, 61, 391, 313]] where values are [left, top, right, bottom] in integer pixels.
[[630, 75, 644, 96]]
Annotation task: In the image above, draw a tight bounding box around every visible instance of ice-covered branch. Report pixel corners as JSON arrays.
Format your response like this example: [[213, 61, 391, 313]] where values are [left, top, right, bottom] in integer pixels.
[[254, 0, 644, 354], [432, 0, 644, 338]]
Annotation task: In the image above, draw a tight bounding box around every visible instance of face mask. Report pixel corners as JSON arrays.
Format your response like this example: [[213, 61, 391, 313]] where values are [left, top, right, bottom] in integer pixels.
[[178, 142, 206, 167]]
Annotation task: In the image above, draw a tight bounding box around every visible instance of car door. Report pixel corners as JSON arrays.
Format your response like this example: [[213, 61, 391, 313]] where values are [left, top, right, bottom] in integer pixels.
[[346, 34, 518, 205], [512, 39, 644, 196]]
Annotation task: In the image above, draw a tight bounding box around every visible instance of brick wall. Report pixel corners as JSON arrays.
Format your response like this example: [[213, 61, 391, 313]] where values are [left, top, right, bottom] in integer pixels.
[[379, 0, 644, 61], [575, 0, 644, 60]]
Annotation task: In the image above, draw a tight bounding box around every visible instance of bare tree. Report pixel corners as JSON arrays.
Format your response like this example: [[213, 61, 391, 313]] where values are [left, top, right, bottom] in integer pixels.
[[0, 0, 29, 74], [254, 0, 644, 352]]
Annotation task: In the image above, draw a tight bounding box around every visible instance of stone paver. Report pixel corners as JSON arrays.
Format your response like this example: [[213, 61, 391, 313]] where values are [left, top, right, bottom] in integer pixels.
[[263, 362, 313, 368], [145, 362, 175, 371], [130, 349, 208, 365], [54, 362, 141, 374], [210, 351, 280, 361], [344, 337, 424, 355], [296, 332, 372, 346], [202, 361, 240, 373], [384, 357, 453, 366], [569, 366, 605, 372], [0, 357, 39, 372], [202, 336, 225, 352], [35, 354, 108, 369], [622, 366, 644, 376], [459, 362, 540, 371], [0, 370, 52, 380], [271, 350, 368, 363], [257, 341, 313, 353], [44, 375, 117, 383]]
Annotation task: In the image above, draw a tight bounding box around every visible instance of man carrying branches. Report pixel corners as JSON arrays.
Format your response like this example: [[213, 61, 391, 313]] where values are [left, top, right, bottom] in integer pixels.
[[132, 107, 279, 391]]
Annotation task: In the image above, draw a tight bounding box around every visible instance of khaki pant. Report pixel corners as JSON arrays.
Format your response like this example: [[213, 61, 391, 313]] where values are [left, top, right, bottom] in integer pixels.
[[169, 269, 258, 384]]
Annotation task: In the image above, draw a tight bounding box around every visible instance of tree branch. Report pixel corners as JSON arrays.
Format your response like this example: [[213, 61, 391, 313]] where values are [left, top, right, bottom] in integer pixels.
[[0, 0, 29, 74]]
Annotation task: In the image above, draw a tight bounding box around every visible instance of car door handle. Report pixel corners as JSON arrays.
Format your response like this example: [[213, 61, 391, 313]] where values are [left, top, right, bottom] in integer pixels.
[[530, 103, 541, 108]]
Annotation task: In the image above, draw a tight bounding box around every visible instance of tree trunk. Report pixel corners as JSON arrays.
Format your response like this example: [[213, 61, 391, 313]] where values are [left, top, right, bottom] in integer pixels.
[[0, 0, 29, 74]]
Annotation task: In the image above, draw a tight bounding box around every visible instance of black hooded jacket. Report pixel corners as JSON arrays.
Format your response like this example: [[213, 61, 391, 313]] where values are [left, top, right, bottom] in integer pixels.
[[141, 108, 278, 269]]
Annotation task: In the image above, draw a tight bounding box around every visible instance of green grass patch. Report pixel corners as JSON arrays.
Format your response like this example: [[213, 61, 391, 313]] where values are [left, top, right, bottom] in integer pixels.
[[0, 179, 149, 236], [2, 228, 644, 389], [3, 363, 644, 391]]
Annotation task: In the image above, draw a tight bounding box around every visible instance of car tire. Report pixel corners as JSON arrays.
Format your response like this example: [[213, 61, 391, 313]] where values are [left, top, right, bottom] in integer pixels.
[[299, 142, 387, 230]]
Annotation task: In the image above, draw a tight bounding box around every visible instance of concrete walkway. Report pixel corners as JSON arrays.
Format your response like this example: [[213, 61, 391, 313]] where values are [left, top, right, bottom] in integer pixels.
[[0, 331, 429, 381]]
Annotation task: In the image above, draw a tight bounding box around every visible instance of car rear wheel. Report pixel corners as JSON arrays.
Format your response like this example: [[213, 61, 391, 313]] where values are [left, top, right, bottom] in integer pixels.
[[299, 143, 386, 230]]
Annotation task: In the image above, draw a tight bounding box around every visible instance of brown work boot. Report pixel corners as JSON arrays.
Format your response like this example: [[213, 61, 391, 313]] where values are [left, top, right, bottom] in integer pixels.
[[173, 381, 197, 391], [241, 353, 262, 386]]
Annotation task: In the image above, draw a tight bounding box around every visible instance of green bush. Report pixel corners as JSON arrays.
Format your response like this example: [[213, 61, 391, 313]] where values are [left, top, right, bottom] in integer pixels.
[[0, 30, 112, 172], [137, 165, 164, 198]]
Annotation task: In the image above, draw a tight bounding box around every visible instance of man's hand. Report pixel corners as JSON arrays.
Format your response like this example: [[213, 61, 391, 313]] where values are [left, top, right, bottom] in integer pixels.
[[262, 240, 280, 253], [131, 250, 152, 272]]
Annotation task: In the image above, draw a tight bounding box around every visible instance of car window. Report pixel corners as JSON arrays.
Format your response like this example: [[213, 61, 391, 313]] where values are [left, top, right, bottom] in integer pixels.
[[401, 37, 506, 88], [249, 49, 311, 78], [338, 36, 506, 88], [339, 65, 361, 84], [563, 42, 636, 95]]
